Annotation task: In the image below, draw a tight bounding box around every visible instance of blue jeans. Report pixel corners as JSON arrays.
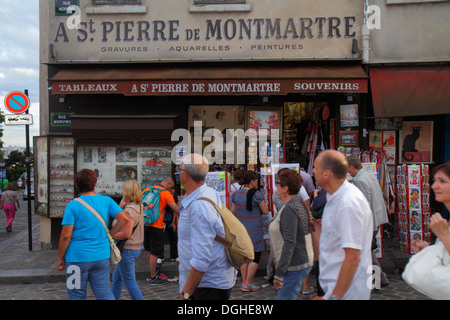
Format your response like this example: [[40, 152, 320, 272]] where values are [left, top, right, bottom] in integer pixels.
[[276, 266, 312, 300], [111, 249, 144, 300], [65, 259, 115, 300]]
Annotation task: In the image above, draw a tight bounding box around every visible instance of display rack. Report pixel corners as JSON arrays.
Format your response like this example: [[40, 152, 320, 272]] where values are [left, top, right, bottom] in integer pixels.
[[396, 164, 431, 254], [49, 137, 75, 218], [205, 171, 231, 209]]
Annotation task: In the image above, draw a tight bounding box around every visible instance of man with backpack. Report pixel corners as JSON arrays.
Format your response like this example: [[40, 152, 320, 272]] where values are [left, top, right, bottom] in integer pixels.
[[142, 177, 179, 285], [177, 153, 238, 300]]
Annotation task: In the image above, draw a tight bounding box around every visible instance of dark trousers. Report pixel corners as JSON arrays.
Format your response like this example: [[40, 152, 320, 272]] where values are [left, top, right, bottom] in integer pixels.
[[166, 225, 178, 259], [191, 287, 232, 300]]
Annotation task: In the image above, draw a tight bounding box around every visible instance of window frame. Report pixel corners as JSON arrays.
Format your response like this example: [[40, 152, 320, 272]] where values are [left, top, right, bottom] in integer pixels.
[[386, 0, 449, 4], [93, 0, 142, 5], [193, 0, 246, 4]]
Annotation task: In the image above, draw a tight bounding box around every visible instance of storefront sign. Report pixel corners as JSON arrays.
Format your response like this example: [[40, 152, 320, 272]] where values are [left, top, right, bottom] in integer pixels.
[[51, 113, 72, 127], [48, 0, 364, 62], [52, 79, 368, 95]]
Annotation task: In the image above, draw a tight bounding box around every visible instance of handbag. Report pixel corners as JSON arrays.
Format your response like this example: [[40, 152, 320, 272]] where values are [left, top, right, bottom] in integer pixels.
[[75, 198, 122, 265], [402, 237, 450, 300], [116, 206, 141, 253], [116, 223, 138, 253]]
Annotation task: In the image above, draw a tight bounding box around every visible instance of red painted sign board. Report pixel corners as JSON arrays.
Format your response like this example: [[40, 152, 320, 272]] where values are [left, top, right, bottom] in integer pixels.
[[4, 91, 30, 114], [51, 79, 368, 96]]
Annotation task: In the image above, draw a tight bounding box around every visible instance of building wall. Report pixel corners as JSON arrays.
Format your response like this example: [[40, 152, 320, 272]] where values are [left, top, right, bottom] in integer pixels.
[[42, 0, 364, 64], [368, 0, 450, 64]]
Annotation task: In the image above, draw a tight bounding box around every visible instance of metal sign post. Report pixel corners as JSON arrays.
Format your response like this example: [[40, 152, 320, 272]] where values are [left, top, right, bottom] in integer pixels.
[[4, 90, 33, 251], [24, 89, 32, 251]]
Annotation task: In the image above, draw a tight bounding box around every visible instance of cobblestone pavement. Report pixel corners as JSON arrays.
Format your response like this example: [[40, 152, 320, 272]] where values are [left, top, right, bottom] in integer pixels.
[[0, 272, 428, 300], [0, 194, 431, 301]]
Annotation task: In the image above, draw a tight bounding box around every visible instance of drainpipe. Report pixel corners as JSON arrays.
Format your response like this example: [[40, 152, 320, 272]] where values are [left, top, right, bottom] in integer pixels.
[[362, 0, 371, 64], [362, 24, 370, 64]]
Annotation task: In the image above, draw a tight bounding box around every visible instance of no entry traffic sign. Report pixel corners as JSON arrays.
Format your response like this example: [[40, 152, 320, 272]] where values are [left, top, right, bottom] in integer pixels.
[[4, 91, 30, 114]]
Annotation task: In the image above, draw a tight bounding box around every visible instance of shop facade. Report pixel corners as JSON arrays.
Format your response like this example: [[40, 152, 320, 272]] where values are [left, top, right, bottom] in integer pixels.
[[39, 0, 368, 248], [365, 0, 450, 254]]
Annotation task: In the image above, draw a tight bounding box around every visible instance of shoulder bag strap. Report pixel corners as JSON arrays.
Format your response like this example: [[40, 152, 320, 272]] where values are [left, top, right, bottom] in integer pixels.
[[197, 197, 231, 248], [75, 198, 114, 243], [125, 204, 141, 232]]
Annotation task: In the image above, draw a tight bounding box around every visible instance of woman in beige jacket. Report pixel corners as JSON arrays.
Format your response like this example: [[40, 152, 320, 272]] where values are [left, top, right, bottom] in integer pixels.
[[112, 180, 145, 300]]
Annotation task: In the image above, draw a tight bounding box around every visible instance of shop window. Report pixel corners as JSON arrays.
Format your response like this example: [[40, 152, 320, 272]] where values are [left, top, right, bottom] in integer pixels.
[[77, 146, 173, 197]]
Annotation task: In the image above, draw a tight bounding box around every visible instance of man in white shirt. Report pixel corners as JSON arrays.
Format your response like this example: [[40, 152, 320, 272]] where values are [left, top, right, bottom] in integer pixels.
[[313, 150, 373, 300]]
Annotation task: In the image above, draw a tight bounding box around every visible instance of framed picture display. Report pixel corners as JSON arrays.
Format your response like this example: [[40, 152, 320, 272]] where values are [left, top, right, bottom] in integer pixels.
[[188, 106, 205, 127], [382, 131, 396, 164], [339, 130, 359, 147], [246, 107, 282, 136], [399, 121, 433, 164], [340, 104, 359, 127], [369, 131, 382, 149], [205, 106, 235, 131]]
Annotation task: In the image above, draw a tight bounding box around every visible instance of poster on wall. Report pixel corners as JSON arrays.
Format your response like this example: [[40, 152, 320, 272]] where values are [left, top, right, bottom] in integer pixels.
[[246, 107, 282, 135], [382, 131, 396, 164], [340, 104, 359, 127], [205, 106, 235, 131], [399, 121, 433, 164], [189, 106, 205, 127], [369, 131, 382, 149]]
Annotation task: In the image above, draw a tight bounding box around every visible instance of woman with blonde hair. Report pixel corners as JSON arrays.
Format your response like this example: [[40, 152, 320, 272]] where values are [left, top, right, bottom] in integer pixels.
[[112, 180, 145, 300]]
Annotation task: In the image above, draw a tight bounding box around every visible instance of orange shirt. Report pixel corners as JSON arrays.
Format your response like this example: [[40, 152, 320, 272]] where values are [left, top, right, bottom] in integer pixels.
[[142, 185, 175, 229]]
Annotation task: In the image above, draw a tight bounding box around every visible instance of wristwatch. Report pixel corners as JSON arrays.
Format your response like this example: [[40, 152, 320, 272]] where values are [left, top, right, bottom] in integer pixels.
[[181, 291, 192, 300]]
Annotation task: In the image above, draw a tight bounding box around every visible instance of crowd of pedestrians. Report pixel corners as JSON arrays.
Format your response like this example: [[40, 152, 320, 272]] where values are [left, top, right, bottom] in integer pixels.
[[53, 152, 450, 301]]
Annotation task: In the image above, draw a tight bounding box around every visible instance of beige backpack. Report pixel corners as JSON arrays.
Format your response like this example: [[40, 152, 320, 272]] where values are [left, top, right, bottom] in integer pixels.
[[198, 197, 254, 270]]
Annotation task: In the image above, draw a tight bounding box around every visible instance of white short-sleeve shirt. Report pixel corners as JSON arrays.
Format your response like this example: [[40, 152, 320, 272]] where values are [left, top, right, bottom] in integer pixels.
[[319, 180, 373, 300]]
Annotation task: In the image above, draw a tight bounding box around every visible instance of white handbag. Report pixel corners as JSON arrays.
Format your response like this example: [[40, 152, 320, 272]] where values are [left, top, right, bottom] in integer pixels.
[[402, 237, 450, 300], [75, 198, 122, 265]]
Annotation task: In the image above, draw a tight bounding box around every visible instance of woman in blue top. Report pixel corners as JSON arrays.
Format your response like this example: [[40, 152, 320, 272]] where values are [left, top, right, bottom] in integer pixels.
[[56, 169, 132, 300], [231, 170, 268, 292]]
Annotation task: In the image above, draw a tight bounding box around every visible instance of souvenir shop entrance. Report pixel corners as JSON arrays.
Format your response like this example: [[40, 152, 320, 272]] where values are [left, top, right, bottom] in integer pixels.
[[38, 62, 369, 248]]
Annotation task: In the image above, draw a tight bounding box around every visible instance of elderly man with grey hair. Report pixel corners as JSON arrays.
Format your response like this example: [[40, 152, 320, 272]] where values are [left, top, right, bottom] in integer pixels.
[[177, 153, 237, 300], [347, 155, 390, 287]]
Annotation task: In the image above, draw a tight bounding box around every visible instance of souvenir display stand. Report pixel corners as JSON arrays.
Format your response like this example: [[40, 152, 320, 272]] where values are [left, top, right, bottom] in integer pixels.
[[34, 136, 76, 218], [205, 171, 231, 209], [396, 164, 431, 254]]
